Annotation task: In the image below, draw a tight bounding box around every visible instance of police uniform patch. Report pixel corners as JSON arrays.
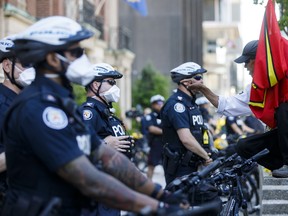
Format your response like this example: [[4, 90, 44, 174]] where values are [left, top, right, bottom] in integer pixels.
[[228, 116, 235, 121], [42, 107, 68, 130], [145, 115, 152, 121], [83, 109, 93, 120], [174, 103, 185, 113]]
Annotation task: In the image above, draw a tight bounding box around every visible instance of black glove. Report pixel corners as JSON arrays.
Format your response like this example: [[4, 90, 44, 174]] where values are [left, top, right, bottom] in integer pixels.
[[159, 190, 188, 205]]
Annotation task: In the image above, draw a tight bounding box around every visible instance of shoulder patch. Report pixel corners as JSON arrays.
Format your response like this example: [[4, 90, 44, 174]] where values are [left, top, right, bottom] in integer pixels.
[[83, 109, 93, 120], [85, 102, 94, 108], [228, 116, 235, 121], [145, 115, 152, 121], [42, 107, 68, 130], [174, 103, 185, 113]]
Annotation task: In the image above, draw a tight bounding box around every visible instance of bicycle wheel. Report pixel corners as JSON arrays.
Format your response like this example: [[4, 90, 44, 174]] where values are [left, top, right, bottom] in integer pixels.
[[241, 175, 260, 215], [133, 150, 148, 172], [221, 198, 237, 216]]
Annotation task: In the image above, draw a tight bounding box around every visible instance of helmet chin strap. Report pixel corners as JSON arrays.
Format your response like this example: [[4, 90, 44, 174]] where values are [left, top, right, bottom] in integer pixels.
[[6, 58, 24, 90], [89, 82, 111, 107], [180, 82, 195, 99], [43, 56, 73, 92]]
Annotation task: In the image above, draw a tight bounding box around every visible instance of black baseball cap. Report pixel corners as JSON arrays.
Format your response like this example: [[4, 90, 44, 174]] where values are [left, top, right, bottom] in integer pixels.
[[234, 40, 258, 63]]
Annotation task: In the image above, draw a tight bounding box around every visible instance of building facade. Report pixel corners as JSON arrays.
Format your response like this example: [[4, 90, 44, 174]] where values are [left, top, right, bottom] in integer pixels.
[[0, 0, 134, 127], [119, 0, 204, 82], [202, 0, 242, 97]]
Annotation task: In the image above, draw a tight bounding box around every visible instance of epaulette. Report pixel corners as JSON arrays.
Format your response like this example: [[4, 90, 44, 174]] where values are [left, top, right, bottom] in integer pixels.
[[176, 95, 184, 101], [82, 102, 95, 108], [41, 93, 58, 103]]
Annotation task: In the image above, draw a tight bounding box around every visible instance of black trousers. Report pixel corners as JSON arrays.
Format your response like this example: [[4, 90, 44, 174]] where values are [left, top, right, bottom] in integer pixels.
[[236, 102, 288, 170]]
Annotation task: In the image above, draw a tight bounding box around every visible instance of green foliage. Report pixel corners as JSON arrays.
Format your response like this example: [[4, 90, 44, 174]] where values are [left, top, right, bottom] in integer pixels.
[[111, 102, 121, 118], [132, 63, 170, 109], [276, 0, 288, 34], [72, 84, 87, 105], [254, 0, 288, 35]]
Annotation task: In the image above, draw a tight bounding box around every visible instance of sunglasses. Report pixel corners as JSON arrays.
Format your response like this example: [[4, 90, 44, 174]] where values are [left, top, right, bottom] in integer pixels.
[[102, 79, 116, 86], [66, 47, 84, 58], [192, 75, 203, 81]]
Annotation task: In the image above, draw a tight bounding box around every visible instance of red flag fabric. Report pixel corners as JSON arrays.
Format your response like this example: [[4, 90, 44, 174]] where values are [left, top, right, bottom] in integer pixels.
[[249, 0, 288, 128], [252, 0, 287, 88]]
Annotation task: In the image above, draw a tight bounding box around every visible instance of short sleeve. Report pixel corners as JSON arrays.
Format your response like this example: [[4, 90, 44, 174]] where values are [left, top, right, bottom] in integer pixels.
[[166, 102, 190, 130], [20, 101, 85, 172]]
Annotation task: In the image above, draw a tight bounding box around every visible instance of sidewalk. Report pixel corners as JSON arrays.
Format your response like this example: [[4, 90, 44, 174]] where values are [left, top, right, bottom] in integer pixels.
[[150, 165, 166, 188]]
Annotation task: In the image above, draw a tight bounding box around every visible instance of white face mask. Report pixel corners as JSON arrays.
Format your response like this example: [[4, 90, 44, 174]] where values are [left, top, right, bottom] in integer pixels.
[[57, 54, 93, 86], [15, 66, 36, 87], [100, 85, 120, 103]]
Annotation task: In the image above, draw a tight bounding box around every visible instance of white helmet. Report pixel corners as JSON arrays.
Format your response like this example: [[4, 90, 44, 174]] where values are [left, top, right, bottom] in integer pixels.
[[12, 16, 93, 66], [170, 62, 207, 83], [87, 63, 123, 83], [150, 94, 165, 104], [0, 38, 14, 62]]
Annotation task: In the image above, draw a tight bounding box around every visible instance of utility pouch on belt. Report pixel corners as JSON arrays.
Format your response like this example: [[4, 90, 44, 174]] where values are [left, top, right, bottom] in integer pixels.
[[181, 150, 194, 166], [163, 145, 180, 175]]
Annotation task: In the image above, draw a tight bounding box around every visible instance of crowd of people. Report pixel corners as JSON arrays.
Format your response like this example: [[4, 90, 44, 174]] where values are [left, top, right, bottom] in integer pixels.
[[0, 14, 286, 216]]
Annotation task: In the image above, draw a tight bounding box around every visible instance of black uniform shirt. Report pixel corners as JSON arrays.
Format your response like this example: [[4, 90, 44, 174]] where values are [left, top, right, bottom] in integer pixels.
[[225, 116, 242, 136], [142, 111, 162, 144], [0, 83, 17, 153], [3, 76, 100, 210], [81, 97, 126, 139], [161, 89, 204, 152]]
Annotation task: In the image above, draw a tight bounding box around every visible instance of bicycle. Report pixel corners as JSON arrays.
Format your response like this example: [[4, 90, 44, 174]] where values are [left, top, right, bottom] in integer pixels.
[[130, 133, 150, 172], [165, 149, 268, 216], [211, 148, 268, 216], [122, 200, 222, 216]]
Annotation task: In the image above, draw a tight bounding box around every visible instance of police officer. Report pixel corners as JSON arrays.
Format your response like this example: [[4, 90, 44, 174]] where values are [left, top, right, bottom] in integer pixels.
[[81, 63, 132, 216], [1, 16, 182, 216], [225, 116, 244, 144], [143, 95, 165, 179], [161, 62, 213, 185], [81, 63, 132, 156], [0, 37, 35, 199]]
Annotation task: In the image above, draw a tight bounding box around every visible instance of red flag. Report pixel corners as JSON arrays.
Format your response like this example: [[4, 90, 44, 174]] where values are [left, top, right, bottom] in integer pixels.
[[249, 0, 288, 128]]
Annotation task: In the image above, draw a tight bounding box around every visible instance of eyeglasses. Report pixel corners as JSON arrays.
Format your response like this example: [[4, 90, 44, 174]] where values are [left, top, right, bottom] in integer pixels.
[[192, 75, 203, 81], [102, 79, 116, 86], [66, 47, 84, 58]]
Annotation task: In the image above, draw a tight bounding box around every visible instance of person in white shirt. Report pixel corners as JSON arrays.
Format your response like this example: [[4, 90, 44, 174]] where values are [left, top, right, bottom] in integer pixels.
[[186, 40, 288, 178]]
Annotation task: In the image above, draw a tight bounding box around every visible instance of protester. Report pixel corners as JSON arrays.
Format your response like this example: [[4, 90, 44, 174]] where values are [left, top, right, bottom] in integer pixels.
[[186, 40, 288, 178]]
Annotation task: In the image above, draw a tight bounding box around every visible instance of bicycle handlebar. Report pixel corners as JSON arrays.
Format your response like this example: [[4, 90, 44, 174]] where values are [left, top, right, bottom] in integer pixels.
[[250, 148, 269, 162], [211, 148, 270, 184], [165, 200, 222, 216], [199, 153, 239, 178]]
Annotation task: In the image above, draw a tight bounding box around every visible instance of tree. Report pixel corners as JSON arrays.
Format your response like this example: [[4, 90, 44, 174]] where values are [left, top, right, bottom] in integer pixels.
[[72, 84, 86, 105], [254, 0, 288, 35], [132, 63, 170, 109]]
